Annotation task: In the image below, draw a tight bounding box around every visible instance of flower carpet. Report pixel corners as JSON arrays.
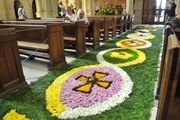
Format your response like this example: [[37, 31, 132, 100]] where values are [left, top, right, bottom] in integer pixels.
[[0, 25, 163, 120]]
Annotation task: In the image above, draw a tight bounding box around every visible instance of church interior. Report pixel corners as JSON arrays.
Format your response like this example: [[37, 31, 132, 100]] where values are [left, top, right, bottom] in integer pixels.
[[0, 0, 180, 120]]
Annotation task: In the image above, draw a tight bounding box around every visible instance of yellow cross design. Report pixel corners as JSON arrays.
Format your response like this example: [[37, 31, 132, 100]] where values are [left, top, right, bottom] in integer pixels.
[[73, 72, 112, 93]]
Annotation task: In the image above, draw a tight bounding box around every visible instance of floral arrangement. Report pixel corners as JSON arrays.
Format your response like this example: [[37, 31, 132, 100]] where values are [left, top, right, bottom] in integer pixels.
[[3, 109, 30, 120], [46, 65, 133, 119], [116, 39, 152, 49], [97, 6, 115, 15], [97, 48, 146, 67], [127, 33, 155, 40], [110, 51, 133, 59], [136, 26, 158, 31]]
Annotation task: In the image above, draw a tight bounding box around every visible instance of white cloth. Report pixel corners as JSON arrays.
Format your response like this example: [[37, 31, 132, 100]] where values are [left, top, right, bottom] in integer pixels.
[[75, 16, 89, 25], [65, 14, 77, 22], [18, 8, 26, 19]]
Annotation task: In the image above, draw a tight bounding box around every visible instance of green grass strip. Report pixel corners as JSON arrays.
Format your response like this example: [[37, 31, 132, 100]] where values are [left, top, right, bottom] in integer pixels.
[[0, 27, 163, 120]]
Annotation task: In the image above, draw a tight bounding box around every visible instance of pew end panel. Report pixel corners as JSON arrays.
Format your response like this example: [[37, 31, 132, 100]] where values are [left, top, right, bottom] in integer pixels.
[[47, 24, 66, 70], [157, 34, 180, 120], [0, 23, 66, 70], [0, 28, 27, 97], [75, 21, 86, 57], [87, 20, 100, 49], [156, 25, 172, 99]]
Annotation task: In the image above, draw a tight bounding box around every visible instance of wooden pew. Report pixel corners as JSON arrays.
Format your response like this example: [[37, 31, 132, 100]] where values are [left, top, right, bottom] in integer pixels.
[[157, 34, 180, 120], [88, 15, 118, 38], [122, 15, 127, 32], [28, 19, 101, 49], [0, 28, 27, 97], [86, 19, 100, 49], [116, 16, 123, 34], [126, 15, 133, 30], [156, 25, 172, 98], [88, 16, 109, 42], [63, 21, 86, 57], [2, 20, 89, 56], [0, 23, 66, 70]]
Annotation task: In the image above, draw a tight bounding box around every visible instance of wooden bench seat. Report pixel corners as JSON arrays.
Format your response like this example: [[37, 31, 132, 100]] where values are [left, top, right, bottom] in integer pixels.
[[64, 36, 76, 41], [2, 20, 87, 58], [18, 41, 49, 52], [0, 23, 66, 70], [88, 16, 109, 42]]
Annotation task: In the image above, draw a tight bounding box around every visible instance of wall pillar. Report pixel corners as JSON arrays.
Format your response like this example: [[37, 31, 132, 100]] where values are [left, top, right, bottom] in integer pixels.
[[4, 0, 16, 20], [133, 0, 143, 24], [82, 0, 95, 15], [126, 0, 134, 15], [35, 0, 44, 17]]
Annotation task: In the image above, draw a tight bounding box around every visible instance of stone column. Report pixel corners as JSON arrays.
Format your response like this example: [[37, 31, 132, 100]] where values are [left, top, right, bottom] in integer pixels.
[[126, 0, 134, 15], [0, 0, 8, 20], [82, 0, 95, 15], [35, 0, 44, 17], [4, 0, 16, 20], [50, 0, 59, 17], [133, 0, 143, 24], [44, 0, 52, 18], [75, 0, 82, 10]]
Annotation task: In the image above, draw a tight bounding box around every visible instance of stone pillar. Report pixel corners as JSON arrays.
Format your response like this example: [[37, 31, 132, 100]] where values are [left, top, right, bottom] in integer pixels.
[[0, 0, 8, 20], [133, 0, 143, 24], [50, 0, 59, 17], [4, 0, 16, 20], [35, 0, 44, 17], [76, 0, 82, 10], [82, 0, 95, 15], [126, 0, 134, 15]]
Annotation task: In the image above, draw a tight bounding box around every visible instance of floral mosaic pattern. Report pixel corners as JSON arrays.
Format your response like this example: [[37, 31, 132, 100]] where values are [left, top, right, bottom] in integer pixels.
[[127, 33, 155, 40], [46, 65, 133, 119], [116, 39, 152, 49], [97, 48, 146, 67], [45, 26, 156, 119]]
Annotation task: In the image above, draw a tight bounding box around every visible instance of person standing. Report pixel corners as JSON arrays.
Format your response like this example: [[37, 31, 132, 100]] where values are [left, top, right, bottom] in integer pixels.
[[18, 5, 27, 19]]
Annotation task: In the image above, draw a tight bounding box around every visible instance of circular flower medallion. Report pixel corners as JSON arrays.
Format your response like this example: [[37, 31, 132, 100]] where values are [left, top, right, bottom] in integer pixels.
[[97, 48, 146, 67], [136, 26, 158, 31], [116, 39, 152, 49], [46, 65, 133, 119], [127, 33, 155, 40]]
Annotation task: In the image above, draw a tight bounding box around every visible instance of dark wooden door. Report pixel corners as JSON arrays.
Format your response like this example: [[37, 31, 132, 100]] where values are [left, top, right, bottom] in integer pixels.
[[142, 0, 156, 24]]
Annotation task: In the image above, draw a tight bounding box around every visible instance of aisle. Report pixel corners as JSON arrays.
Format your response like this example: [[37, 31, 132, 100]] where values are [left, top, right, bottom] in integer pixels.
[[0, 25, 163, 120]]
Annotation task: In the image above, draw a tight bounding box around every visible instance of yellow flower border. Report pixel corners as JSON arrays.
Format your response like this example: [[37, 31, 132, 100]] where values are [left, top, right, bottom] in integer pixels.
[[114, 48, 146, 67], [97, 48, 146, 67], [46, 64, 104, 117], [3, 109, 30, 120], [116, 39, 147, 48]]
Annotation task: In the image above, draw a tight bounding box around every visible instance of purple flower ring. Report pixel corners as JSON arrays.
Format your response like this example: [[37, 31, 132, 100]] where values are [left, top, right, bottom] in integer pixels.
[[46, 65, 133, 119]]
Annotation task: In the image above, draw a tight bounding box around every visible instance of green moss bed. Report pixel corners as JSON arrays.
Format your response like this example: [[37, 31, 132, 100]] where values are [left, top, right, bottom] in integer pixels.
[[0, 26, 163, 120]]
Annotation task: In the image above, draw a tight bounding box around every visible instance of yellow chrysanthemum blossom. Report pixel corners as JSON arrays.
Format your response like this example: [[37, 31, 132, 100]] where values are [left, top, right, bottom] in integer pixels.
[[110, 51, 133, 60], [3, 109, 30, 120]]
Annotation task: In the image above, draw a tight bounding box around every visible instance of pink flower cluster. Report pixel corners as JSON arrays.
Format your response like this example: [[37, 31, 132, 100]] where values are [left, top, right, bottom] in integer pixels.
[[60, 66, 123, 108]]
